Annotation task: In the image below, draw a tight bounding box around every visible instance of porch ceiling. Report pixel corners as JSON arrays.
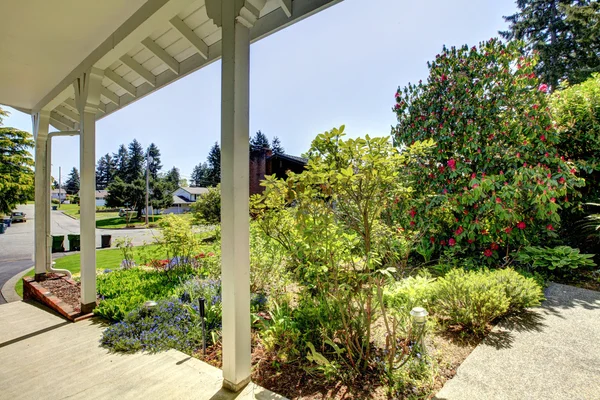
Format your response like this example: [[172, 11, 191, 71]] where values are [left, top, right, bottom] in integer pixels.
[[0, 0, 342, 132]]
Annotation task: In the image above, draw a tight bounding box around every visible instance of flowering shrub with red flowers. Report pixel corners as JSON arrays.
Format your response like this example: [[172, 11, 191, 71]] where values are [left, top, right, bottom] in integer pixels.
[[392, 39, 584, 262]]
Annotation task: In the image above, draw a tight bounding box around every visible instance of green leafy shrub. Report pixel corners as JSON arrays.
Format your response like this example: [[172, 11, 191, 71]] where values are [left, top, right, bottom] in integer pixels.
[[517, 246, 596, 271], [384, 274, 436, 314], [432, 268, 542, 334], [250, 222, 289, 295], [491, 269, 544, 312], [157, 214, 199, 268], [191, 185, 220, 225], [392, 39, 583, 262], [259, 301, 301, 362], [96, 268, 191, 321]]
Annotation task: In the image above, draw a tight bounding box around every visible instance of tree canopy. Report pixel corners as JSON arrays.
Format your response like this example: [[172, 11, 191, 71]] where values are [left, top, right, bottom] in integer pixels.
[[0, 125, 34, 214], [500, 0, 600, 89], [64, 167, 80, 195]]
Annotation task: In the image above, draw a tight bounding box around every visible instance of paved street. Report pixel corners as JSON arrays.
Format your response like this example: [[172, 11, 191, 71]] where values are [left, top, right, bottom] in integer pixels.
[[0, 204, 158, 303]]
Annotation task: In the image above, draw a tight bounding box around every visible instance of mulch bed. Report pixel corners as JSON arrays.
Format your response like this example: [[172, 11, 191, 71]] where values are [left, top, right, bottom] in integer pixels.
[[194, 331, 478, 399], [38, 274, 81, 313]]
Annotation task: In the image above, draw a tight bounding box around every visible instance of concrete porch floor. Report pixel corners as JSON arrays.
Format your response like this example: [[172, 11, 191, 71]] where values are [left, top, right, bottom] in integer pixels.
[[0, 301, 284, 400]]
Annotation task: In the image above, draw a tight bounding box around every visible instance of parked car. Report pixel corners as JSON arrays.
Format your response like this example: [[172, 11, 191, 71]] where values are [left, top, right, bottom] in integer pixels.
[[11, 211, 26, 222]]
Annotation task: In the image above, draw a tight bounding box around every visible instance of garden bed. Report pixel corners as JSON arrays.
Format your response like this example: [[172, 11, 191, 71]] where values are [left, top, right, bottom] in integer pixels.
[[23, 274, 94, 321]]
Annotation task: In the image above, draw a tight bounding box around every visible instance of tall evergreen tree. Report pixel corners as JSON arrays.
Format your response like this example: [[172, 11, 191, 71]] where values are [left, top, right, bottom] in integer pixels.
[[64, 167, 80, 195], [191, 162, 211, 187], [113, 144, 129, 181], [0, 126, 34, 214], [207, 142, 221, 186], [95, 153, 115, 189], [165, 166, 181, 190], [272, 136, 284, 155], [126, 139, 145, 183], [146, 143, 162, 180], [501, 0, 600, 89], [250, 130, 270, 150]]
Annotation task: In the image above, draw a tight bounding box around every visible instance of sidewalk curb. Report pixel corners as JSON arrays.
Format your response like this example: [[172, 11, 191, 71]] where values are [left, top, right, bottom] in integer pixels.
[[1, 266, 33, 302]]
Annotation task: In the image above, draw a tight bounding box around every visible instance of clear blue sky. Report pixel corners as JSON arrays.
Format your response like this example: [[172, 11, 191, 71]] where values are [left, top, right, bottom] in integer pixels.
[[2, 0, 516, 182]]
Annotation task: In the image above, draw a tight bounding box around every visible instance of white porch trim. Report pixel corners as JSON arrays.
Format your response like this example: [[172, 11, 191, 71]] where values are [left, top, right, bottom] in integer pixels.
[[32, 111, 51, 277], [74, 68, 105, 312]]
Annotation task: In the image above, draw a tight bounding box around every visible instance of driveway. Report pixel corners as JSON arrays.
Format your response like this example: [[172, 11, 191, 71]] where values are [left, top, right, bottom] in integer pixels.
[[0, 204, 158, 303]]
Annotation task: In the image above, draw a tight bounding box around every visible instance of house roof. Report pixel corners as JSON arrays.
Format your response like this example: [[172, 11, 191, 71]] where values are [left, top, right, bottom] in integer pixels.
[[180, 186, 209, 195], [172, 194, 192, 205], [268, 153, 308, 165], [95, 190, 108, 199]]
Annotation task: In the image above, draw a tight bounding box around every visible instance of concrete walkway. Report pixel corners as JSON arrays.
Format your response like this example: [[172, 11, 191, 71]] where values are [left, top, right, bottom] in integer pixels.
[[0, 301, 284, 400], [436, 283, 600, 400]]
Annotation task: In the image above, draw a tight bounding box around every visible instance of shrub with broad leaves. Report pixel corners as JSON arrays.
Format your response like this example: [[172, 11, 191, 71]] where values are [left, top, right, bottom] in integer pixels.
[[392, 39, 584, 262]]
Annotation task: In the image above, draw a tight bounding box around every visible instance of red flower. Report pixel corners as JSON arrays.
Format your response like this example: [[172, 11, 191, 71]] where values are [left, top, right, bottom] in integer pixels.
[[504, 227, 513, 234], [440, 240, 447, 246], [532, 104, 539, 110], [550, 197, 556, 203], [540, 135, 546, 142], [394, 104, 401, 111], [471, 173, 476, 179], [409, 209, 417, 218], [495, 197, 502, 204], [490, 242, 499, 250], [517, 221, 526, 230], [539, 83, 549, 93], [570, 168, 576, 174], [558, 177, 565, 184], [547, 224, 554, 231], [467, 239, 474, 244], [430, 236, 435, 244], [484, 249, 493, 257], [207, 252, 215, 257], [442, 188, 448, 194], [449, 238, 456, 246], [441, 74, 447, 82], [455, 226, 464, 235], [447, 159, 457, 171], [410, 221, 416, 226]]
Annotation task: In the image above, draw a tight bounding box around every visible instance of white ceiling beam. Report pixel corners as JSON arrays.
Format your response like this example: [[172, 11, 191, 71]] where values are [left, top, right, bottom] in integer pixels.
[[63, 98, 77, 110], [34, 0, 197, 113], [55, 105, 80, 123], [141, 37, 180, 75], [105, 69, 137, 97], [169, 17, 209, 59], [120, 55, 156, 87], [50, 112, 76, 131], [278, 0, 292, 17], [101, 88, 120, 106]]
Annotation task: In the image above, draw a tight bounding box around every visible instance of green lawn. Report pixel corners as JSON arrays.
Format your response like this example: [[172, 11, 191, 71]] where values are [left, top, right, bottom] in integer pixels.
[[59, 204, 193, 228], [15, 244, 165, 297]]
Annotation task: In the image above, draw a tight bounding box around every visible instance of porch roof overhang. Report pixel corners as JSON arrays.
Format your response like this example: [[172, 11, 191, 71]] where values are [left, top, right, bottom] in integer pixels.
[[0, 0, 341, 132]]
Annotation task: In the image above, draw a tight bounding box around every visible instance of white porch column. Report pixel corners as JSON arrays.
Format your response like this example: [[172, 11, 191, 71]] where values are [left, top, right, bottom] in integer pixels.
[[74, 68, 104, 313], [45, 136, 52, 269], [208, 0, 264, 391], [32, 111, 50, 278]]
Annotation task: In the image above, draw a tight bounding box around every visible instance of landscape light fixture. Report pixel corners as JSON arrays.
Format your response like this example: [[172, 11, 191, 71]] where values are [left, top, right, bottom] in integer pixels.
[[410, 307, 429, 353]]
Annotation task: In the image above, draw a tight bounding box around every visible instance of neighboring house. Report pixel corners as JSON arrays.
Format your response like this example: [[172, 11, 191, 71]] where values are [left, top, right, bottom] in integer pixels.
[[50, 189, 67, 202], [77, 190, 108, 207], [249, 148, 307, 195], [95, 190, 108, 207], [163, 187, 209, 214]]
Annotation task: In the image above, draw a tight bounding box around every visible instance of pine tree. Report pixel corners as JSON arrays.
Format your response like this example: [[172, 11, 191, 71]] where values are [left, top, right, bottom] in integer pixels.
[[207, 142, 221, 186], [0, 126, 34, 214], [250, 130, 270, 150], [95, 153, 115, 190], [126, 139, 145, 183], [165, 166, 181, 190], [113, 144, 129, 181], [272, 136, 284, 155], [191, 162, 210, 187], [146, 143, 162, 180], [501, 0, 600, 89], [64, 167, 80, 195]]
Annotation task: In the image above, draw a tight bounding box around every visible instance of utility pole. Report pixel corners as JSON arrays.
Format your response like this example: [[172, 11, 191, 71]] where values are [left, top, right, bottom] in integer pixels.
[[58, 166, 62, 209], [145, 155, 153, 226]]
